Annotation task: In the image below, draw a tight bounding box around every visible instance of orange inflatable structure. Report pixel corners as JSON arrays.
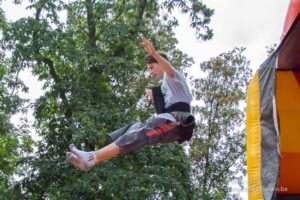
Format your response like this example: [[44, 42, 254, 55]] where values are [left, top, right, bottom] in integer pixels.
[[246, 1, 300, 199]]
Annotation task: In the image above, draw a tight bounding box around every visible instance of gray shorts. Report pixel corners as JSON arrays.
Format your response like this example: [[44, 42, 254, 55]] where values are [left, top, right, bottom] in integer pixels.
[[109, 114, 181, 154]]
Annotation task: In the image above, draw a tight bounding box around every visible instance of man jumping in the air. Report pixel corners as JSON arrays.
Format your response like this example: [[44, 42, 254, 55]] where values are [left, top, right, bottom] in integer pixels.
[[67, 37, 195, 172]]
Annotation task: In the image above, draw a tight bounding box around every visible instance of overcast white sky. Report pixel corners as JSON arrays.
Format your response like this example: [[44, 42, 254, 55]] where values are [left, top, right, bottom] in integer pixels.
[[175, 0, 290, 75], [1, 1, 292, 199]]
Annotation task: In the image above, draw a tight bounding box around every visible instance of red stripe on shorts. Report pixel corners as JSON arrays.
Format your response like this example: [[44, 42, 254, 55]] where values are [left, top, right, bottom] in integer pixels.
[[145, 122, 177, 137]]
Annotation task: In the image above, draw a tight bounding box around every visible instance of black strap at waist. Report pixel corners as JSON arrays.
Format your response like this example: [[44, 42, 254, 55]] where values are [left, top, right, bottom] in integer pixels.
[[152, 86, 191, 114], [164, 102, 191, 113]]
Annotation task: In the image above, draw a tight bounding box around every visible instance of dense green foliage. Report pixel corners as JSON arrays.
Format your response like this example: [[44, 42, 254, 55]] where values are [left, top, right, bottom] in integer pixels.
[[0, 7, 33, 199], [1, 0, 214, 199]]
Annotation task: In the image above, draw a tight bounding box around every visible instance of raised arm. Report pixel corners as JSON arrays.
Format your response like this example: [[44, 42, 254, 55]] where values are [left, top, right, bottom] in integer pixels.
[[141, 37, 174, 78]]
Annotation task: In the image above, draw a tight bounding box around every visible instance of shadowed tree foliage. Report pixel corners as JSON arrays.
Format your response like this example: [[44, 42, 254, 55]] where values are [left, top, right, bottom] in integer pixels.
[[1, 0, 213, 199], [190, 47, 252, 200]]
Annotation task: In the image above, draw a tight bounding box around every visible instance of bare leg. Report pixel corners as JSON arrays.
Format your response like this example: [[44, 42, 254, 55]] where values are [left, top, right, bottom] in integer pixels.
[[67, 143, 122, 172], [94, 143, 122, 164]]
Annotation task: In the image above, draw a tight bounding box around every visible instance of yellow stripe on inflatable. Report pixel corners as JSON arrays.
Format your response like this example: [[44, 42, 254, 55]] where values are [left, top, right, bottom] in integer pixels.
[[246, 72, 263, 200]]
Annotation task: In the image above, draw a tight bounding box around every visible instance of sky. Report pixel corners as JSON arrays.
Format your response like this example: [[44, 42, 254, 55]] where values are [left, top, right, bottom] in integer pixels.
[[175, 0, 290, 75], [1, 0, 292, 199]]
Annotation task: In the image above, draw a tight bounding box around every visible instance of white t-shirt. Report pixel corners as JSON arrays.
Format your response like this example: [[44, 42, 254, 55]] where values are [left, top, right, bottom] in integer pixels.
[[161, 68, 192, 108]]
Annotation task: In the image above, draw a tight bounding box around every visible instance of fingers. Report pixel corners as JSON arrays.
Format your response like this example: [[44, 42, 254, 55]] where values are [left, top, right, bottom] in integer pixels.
[[142, 39, 155, 55], [139, 35, 148, 45], [141, 37, 149, 47], [145, 89, 153, 100], [138, 33, 144, 38]]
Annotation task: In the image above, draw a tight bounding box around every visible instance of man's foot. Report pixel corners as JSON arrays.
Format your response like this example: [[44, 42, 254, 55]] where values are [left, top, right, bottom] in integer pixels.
[[66, 152, 91, 172], [66, 144, 96, 172]]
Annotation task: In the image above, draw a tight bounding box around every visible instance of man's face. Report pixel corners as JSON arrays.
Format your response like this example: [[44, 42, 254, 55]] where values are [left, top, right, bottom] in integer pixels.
[[147, 63, 164, 80]]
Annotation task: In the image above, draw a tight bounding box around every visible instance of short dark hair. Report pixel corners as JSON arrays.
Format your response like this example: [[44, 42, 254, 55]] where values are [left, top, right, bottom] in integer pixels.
[[144, 51, 169, 64]]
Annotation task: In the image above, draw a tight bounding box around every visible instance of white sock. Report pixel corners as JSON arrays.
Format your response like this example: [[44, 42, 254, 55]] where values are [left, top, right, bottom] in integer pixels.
[[69, 144, 96, 161], [66, 152, 91, 172], [68, 144, 96, 171]]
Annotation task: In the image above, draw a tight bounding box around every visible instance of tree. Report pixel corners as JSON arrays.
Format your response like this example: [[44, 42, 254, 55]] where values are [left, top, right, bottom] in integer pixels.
[[1, 0, 213, 199], [190, 47, 252, 200], [0, 53, 19, 199], [0, 7, 34, 199]]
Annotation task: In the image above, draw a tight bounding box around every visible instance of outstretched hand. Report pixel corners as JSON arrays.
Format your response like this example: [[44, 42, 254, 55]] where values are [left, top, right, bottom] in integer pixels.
[[145, 89, 153, 100], [141, 37, 156, 56]]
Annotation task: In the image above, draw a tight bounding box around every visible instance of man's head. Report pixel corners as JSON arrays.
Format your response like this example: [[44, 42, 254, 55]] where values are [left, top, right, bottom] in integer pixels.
[[144, 52, 169, 80]]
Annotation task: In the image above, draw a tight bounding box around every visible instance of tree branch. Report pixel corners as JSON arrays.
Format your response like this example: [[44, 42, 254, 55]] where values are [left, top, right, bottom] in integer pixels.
[[135, 0, 147, 29], [9, 61, 23, 97], [85, 0, 96, 48], [33, 0, 72, 119], [207, 150, 244, 190]]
